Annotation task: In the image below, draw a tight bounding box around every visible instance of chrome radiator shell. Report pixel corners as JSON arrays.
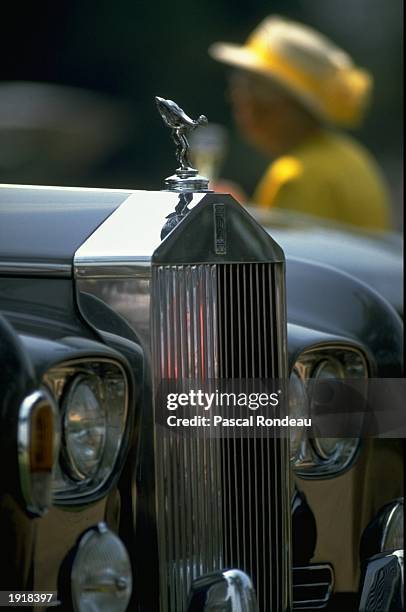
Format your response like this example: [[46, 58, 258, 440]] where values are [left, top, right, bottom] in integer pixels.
[[74, 191, 291, 612]]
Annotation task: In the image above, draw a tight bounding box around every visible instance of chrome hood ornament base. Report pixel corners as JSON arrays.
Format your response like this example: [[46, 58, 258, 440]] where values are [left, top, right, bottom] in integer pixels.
[[155, 96, 211, 192]]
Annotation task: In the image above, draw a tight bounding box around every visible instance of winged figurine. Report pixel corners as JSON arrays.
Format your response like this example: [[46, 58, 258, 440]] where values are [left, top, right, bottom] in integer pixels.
[[155, 96, 208, 171]]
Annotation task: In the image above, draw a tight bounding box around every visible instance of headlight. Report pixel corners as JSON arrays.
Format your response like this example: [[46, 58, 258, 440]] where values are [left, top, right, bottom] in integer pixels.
[[290, 346, 368, 478], [44, 359, 129, 502], [63, 374, 107, 481], [289, 369, 308, 461], [310, 358, 358, 462]]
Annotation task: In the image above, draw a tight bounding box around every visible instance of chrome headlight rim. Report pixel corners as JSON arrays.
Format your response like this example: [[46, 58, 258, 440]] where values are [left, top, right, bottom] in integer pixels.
[[291, 344, 368, 479], [289, 368, 309, 462], [44, 357, 130, 503]]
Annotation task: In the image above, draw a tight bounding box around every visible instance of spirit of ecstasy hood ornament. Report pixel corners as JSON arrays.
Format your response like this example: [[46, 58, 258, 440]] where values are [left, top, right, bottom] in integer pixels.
[[155, 96, 211, 192]]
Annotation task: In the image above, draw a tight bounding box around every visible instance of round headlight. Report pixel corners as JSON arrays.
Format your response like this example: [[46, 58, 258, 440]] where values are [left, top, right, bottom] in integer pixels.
[[71, 523, 132, 612], [292, 347, 367, 478], [310, 358, 357, 460], [50, 359, 129, 501], [289, 369, 308, 461], [63, 375, 106, 481]]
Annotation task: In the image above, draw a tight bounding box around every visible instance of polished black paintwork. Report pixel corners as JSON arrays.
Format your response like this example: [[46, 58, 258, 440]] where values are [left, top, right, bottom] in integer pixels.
[[0, 274, 142, 504], [0, 277, 93, 339], [272, 225, 403, 316], [0, 314, 36, 502], [0, 314, 37, 589], [0, 186, 129, 267], [0, 185, 403, 609], [0, 278, 144, 608], [286, 258, 403, 377]]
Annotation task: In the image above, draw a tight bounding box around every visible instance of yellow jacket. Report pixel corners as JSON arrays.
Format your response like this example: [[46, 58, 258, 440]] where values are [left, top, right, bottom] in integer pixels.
[[253, 131, 392, 231]]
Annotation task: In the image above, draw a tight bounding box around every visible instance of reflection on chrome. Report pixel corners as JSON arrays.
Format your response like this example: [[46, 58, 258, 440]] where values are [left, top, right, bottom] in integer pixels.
[[187, 569, 259, 612]]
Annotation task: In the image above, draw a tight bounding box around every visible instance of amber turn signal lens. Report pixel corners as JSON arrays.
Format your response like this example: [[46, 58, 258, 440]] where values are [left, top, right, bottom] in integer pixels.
[[29, 401, 56, 472], [18, 389, 59, 515]]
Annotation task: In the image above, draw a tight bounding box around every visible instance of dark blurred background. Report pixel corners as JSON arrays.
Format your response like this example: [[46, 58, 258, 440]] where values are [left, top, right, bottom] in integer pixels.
[[0, 0, 403, 228]]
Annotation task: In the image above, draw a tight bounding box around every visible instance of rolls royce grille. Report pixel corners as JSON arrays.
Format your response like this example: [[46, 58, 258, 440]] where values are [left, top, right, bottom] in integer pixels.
[[153, 262, 290, 612]]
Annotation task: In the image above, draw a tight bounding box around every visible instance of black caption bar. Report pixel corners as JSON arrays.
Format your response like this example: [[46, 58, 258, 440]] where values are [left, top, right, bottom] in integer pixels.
[[0, 593, 57, 607]]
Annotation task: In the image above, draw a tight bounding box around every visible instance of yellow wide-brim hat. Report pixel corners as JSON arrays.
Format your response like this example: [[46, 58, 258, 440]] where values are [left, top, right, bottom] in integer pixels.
[[209, 16, 372, 127]]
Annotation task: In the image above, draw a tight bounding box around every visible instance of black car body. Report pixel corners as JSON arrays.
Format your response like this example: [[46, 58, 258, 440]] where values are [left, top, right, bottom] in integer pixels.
[[0, 184, 403, 612]]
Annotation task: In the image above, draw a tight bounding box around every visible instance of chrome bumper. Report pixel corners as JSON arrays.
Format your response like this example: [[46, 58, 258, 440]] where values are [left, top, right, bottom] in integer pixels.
[[187, 569, 258, 611]]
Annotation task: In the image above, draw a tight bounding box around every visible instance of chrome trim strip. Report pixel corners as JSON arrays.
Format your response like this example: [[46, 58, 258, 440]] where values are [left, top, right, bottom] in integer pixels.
[[292, 564, 334, 609], [0, 183, 132, 194], [74, 259, 151, 279], [0, 262, 72, 277]]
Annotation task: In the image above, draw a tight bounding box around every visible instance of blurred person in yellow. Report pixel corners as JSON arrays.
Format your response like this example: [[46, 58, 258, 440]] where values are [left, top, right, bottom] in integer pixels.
[[209, 16, 392, 231]]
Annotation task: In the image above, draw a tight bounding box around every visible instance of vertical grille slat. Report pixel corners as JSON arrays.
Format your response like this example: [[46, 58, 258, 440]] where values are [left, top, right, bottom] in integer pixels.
[[216, 262, 289, 612], [153, 261, 290, 612]]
